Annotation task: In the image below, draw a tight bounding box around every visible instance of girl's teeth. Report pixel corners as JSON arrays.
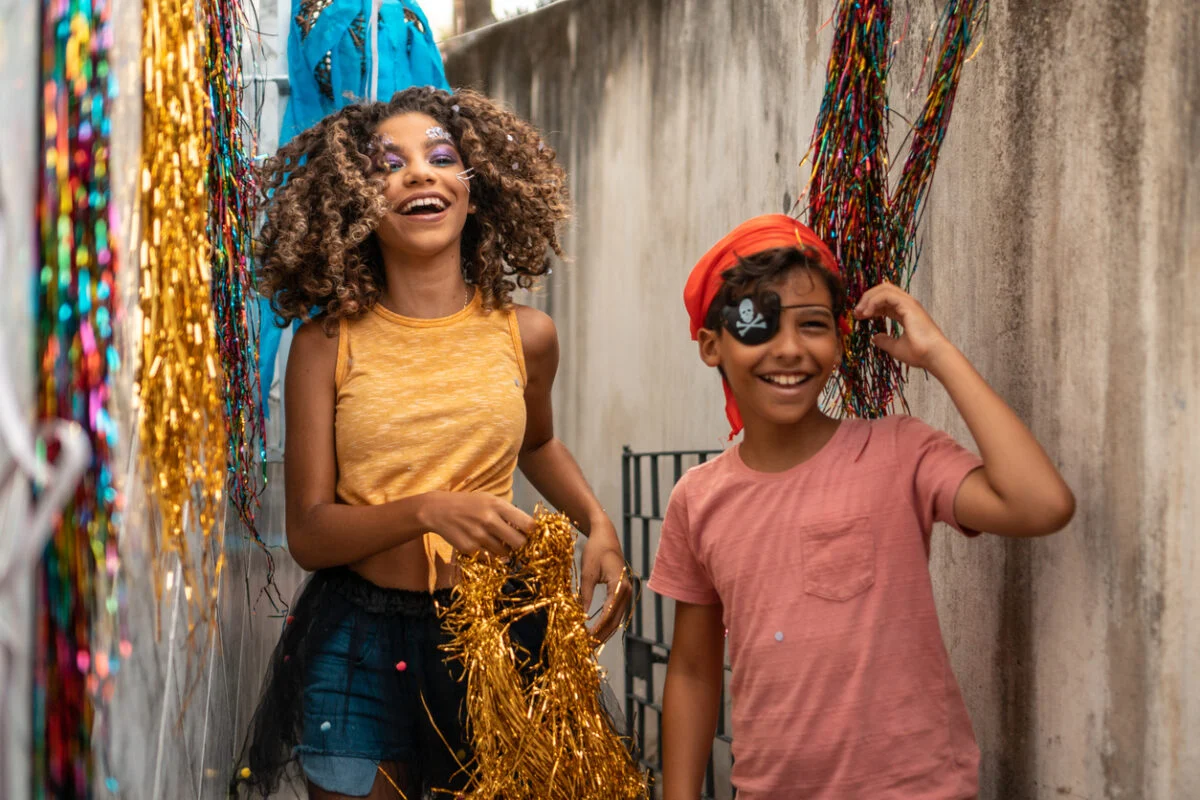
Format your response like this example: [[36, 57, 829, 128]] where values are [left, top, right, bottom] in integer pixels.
[[401, 198, 447, 214]]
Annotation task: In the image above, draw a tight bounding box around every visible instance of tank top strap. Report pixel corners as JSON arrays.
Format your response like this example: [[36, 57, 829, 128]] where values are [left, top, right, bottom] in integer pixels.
[[502, 305, 528, 386], [335, 316, 351, 391]]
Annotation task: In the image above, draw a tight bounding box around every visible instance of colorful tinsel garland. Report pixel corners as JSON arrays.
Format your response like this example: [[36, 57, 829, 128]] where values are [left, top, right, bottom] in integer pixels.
[[201, 0, 279, 603], [33, 0, 125, 794], [804, 0, 988, 417]]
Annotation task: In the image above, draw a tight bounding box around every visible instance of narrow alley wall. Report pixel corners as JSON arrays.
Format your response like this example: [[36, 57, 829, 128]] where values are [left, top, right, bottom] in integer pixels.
[[443, 0, 1199, 796]]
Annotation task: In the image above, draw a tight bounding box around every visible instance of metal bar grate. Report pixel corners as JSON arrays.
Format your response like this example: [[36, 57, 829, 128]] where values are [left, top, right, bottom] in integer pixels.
[[621, 446, 734, 799]]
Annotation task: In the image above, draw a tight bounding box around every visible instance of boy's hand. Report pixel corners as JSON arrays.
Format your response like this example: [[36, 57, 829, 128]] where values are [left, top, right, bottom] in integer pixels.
[[854, 282, 954, 371]]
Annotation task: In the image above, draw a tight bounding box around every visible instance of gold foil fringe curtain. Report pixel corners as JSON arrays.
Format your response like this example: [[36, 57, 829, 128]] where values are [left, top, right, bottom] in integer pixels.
[[137, 0, 228, 628], [440, 508, 648, 799]]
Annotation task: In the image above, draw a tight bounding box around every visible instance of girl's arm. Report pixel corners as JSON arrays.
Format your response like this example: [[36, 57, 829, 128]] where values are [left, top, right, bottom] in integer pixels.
[[515, 306, 632, 642], [855, 283, 1076, 537], [283, 321, 531, 571], [662, 601, 725, 800]]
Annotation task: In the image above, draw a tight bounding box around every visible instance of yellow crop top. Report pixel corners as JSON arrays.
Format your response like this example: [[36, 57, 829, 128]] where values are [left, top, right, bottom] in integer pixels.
[[334, 292, 527, 587]]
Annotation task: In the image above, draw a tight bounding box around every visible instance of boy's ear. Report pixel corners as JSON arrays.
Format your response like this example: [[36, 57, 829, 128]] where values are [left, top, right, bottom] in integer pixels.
[[697, 328, 723, 368]]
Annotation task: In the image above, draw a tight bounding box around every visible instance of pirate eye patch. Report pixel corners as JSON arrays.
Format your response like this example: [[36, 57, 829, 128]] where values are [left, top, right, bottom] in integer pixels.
[[720, 294, 780, 345], [720, 294, 836, 345]]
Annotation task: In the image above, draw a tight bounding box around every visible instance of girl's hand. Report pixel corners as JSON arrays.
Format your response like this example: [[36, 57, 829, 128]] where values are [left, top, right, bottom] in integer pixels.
[[580, 519, 633, 644], [418, 491, 532, 557], [854, 282, 955, 371]]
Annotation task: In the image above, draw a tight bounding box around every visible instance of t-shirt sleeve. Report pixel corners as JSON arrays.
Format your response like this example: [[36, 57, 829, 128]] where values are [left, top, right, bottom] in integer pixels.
[[647, 475, 721, 605], [894, 415, 984, 536]]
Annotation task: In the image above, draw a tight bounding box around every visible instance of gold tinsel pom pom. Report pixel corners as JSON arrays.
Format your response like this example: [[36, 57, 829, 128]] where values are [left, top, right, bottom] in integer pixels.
[[439, 508, 648, 799]]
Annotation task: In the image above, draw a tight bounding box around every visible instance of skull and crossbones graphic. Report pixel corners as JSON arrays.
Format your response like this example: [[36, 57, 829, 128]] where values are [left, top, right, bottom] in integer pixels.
[[734, 298, 767, 337]]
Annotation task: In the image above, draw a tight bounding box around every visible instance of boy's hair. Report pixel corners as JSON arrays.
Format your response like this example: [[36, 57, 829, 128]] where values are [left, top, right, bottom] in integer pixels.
[[703, 246, 848, 333], [256, 87, 569, 327]]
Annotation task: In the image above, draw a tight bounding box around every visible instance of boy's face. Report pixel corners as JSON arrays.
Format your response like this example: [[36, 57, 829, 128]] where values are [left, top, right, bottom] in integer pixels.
[[698, 269, 841, 429]]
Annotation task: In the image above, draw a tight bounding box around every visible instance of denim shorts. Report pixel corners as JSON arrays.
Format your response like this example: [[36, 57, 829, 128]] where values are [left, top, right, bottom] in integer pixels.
[[239, 567, 547, 797], [295, 583, 467, 795]]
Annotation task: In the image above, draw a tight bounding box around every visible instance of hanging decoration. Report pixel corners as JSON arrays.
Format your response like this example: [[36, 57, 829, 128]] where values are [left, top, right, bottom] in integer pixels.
[[440, 508, 647, 799], [803, 0, 988, 417], [201, 0, 278, 600], [138, 0, 228, 626], [33, 0, 126, 795]]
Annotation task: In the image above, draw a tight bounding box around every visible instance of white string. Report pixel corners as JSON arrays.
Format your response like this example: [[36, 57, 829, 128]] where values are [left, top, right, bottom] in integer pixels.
[[367, 0, 383, 101]]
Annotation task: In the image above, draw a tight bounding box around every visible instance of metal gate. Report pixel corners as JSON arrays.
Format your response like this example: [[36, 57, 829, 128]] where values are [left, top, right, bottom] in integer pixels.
[[621, 446, 735, 799]]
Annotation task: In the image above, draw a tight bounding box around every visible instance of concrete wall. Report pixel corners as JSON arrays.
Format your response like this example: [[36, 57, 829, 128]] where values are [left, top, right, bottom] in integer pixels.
[[444, 0, 1199, 797], [0, 0, 41, 796]]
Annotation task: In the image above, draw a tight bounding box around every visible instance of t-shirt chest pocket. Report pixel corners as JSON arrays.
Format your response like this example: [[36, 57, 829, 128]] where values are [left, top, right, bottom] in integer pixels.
[[800, 514, 875, 602]]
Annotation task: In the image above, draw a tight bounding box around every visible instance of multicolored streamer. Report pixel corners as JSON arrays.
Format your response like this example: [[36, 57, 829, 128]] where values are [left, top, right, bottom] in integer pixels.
[[33, 0, 126, 794], [139, 0, 228, 627], [201, 0, 277, 598], [803, 0, 987, 417]]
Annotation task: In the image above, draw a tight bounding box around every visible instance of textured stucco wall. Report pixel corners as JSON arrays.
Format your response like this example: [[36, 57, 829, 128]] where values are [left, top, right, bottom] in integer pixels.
[[444, 0, 1199, 796], [0, 1, 40, 796]]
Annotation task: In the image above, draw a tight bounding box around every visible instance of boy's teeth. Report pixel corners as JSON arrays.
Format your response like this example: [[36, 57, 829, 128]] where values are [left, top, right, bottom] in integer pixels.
[[765, 374, 805, 386]]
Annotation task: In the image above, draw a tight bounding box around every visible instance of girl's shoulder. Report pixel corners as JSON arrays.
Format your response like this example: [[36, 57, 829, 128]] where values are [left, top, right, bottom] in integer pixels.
[[513, 304, 556, 346], [291, 316, 339, 356], [512, 304, 558, 379], [288, 316, 340, 385]]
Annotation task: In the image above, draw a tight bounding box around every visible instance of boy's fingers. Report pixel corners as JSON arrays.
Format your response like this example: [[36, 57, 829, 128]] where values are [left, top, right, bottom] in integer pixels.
[[591, 592, 619, 642], [493, 520, 527, 550], [857, 294, 898, 320], [856, 283, 898, 315], [871, 333, 903, 357]]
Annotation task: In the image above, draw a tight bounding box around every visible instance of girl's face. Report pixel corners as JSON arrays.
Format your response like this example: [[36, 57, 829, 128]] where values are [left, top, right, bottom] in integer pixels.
[[699, 269, 842, 430], [373, 112, 472, 261]]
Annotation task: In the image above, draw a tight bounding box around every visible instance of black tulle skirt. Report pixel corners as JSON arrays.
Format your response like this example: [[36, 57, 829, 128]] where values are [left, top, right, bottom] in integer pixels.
[[234, 567, 546, 798]]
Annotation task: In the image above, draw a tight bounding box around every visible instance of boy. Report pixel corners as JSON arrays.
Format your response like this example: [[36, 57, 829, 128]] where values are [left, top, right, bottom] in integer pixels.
[[649, 215, 1074, 799]]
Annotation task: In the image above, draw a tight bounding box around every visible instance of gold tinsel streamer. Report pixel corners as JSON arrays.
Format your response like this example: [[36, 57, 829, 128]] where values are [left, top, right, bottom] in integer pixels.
[[137, 0, 228, 629], [440, 508, 648, 799]]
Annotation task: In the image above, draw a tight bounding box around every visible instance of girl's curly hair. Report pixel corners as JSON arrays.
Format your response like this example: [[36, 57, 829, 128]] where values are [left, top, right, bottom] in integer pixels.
[[256, 87, 569, 325]]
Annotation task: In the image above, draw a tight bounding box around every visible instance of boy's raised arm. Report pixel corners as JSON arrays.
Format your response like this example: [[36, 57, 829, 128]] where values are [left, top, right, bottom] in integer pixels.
[[856, 282, 1076, 537]]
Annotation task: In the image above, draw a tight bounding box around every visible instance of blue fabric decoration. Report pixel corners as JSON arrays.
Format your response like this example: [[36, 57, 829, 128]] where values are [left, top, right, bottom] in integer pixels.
[[281, 0, 449, 145], [258, 0, 450, 414]]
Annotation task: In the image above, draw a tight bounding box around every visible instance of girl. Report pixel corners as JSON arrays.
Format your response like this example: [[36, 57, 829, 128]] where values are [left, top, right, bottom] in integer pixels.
[[242, 87, 630, 799]]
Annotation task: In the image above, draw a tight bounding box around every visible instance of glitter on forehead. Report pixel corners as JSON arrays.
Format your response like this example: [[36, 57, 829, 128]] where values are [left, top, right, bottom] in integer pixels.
[[426, 126, 449, 140]]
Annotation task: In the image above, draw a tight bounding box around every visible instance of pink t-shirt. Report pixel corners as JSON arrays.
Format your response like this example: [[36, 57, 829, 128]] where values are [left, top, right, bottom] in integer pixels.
[[649, 416, 984, 800]]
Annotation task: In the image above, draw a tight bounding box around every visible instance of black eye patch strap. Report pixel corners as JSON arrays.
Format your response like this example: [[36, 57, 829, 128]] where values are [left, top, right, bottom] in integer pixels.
[[720, 294, 822, 345]]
